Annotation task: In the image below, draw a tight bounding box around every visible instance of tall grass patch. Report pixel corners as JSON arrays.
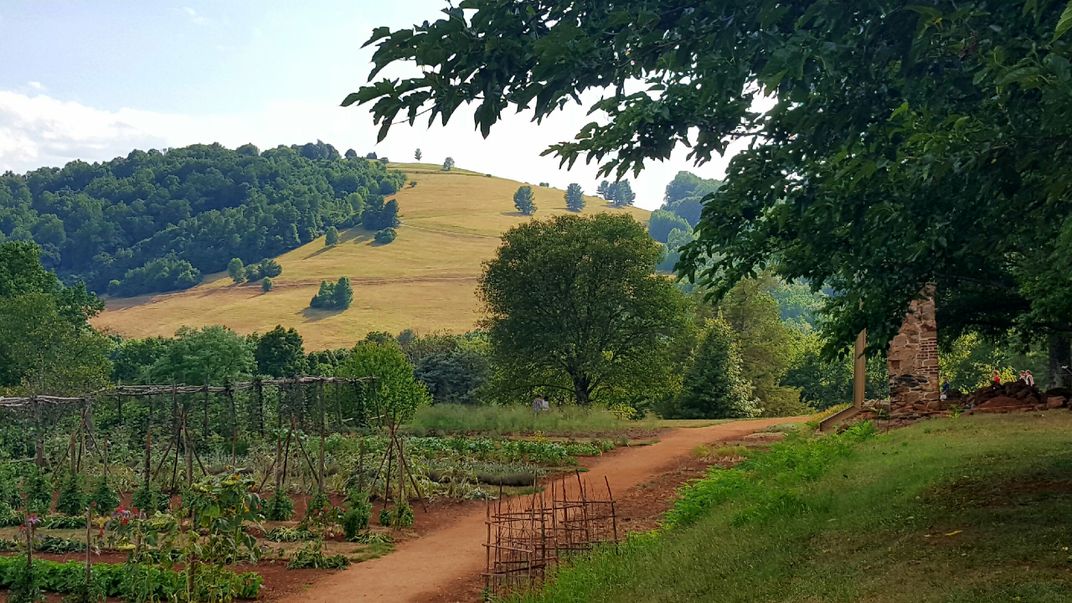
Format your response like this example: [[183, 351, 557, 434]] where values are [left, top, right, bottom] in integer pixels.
[[522, 413, 1072, 602]]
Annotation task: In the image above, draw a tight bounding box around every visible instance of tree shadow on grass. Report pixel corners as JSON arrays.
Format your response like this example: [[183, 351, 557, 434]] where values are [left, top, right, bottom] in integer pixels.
[[297, 306, 345, 322]]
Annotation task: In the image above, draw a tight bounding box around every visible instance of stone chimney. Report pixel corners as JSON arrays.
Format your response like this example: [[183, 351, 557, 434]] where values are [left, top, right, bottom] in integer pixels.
[[887, 289, 940, 412]]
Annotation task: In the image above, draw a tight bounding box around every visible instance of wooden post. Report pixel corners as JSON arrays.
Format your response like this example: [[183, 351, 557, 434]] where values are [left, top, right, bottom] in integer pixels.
[[853, 329, 867, 408]]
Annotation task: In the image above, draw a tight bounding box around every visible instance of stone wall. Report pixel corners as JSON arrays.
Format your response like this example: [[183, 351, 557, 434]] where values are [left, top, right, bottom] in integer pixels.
[[887, 291, 941, 415]]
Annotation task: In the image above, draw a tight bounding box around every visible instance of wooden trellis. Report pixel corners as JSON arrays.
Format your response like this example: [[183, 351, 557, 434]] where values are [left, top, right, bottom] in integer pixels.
[[0, 376, 374, 494], [483, 472, 619, 597]]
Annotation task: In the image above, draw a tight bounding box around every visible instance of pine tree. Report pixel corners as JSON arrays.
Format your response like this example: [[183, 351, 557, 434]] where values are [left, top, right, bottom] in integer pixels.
[[325, 226, 339, 246], [674, 317, 759, 419], [414, 148, 422, 161], [513, 186, 537, 215], [596, 180, 610, 199], [261, 277, 273, 292], [564, 183, 585, 212], [334, 277, 354, 309]]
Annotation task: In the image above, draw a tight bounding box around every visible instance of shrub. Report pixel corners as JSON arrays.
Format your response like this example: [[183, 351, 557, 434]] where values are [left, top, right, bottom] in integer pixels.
[[266, 490, 294, 521], [261, 277, 273, 292], [23, 468, 52, 515], [393, 502, 414, 528], [342, 491, 372, 540], [89, 479, 120, 516], [379, 508, 391, 527], [287, 542, 349, 569], [55, 474, 86, 516], [131, 484, 168, 513], [374, 228, 397, 244]]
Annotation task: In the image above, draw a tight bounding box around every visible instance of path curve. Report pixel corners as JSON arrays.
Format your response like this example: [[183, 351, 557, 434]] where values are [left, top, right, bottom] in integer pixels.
[[283, 417, 806, 603]]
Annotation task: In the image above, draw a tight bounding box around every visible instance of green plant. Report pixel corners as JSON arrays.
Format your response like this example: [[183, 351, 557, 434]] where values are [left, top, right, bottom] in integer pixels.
[[342, 490, 372, 540], [393, 502, 414, 528], [7, 555, 40, 603], [264, 527, 315, 542], [55, 473, 87, 516], [286, 541, 350, 569], [88, 479, 119, 516], [39, 514, 86, 529], [23, 468, 52, 515], [36, 536, 86, 554], [378, 508, 391, 527], [266, 490, 294, 521], [131, 484, 168, 513]]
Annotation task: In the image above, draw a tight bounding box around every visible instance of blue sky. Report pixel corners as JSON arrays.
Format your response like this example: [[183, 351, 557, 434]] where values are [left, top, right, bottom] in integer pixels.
[[0, 1, 741, 208]]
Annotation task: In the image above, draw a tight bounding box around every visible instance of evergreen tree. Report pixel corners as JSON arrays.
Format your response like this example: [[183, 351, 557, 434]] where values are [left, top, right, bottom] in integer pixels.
[[334, 277, 354, 309], [607, 180, 636, 207], [310, 280, 335, 309], [513, 186, 536, 215], [442, 157, 455, 171], [596, 180, 610, 199], [325, 226, 339, 246], [673, 317, 758, 419], [261, 277, 273, 292], [564, 183, 585, 212], [414, 148, 422, 161], [227, 257, 245, 283]]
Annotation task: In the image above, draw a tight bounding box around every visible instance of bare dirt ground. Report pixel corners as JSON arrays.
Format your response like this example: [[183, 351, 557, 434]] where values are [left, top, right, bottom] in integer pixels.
[[276, 417, 807, 603]]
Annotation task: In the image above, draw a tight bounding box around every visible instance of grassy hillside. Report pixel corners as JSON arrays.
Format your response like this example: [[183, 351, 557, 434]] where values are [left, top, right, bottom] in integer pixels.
[[92, 164, 650, 349], [525, 413, 1072, 602]]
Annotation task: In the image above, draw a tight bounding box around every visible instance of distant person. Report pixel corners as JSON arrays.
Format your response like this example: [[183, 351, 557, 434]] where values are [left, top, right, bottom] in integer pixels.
[[992, 370, 1002, 386], [540, 396, 550, 412], [941, 380, 951, 401], [1018, 370, 1027, 384], [1025, 370, 1036, 388], [533, 394, 547, 414]]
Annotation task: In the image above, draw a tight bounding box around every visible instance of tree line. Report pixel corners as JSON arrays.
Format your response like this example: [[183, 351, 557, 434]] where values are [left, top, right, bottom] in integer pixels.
[[0, 140, 405, 297]]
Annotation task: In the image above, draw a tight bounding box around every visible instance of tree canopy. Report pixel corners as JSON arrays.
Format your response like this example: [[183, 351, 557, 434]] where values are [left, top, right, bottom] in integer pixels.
[[0, 142, 404, 297], [564, 183, 585, 212], [513, 186, 537, 215], [349, 1, 1072, 357], [480, 213, 686, 405]]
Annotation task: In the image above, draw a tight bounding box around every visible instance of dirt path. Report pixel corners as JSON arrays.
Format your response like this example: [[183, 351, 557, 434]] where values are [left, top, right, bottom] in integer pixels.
[[281, 417, 806, 603]]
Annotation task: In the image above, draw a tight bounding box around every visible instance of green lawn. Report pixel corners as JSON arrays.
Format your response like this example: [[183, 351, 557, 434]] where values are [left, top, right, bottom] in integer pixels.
[[523, 412, 1072, 602]]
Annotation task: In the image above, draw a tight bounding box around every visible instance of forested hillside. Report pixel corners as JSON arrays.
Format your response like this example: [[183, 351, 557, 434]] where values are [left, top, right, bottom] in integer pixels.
[[0, 141, 405, 296]]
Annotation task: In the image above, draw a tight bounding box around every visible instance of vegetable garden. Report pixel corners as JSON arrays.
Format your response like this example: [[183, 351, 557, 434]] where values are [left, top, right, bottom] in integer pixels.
[[0, 377, 623, 602]]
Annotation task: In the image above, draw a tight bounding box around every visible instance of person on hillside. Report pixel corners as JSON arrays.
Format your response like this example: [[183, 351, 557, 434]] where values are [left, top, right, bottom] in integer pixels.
[[992, 370, 1002, 386]]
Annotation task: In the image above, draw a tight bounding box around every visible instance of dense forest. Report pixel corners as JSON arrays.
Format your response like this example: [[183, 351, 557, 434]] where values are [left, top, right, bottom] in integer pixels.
[[0, 141, 405, 296]]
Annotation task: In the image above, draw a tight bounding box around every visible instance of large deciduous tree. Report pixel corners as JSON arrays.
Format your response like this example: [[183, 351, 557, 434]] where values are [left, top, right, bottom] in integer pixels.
[[254, 325, 308, 377], [479, 214, 686, 405], [349, 1, 1072, 372]]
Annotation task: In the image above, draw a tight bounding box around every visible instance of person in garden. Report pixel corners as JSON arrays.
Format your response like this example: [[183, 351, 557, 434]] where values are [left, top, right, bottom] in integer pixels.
[[992, 370, 1002, 386], [533, 393, 548, 414], [1025, 370, 1036, 387]]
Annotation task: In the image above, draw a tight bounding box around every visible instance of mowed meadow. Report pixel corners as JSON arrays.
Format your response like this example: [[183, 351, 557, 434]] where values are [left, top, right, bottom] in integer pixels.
[[92, 164, 650, 349]]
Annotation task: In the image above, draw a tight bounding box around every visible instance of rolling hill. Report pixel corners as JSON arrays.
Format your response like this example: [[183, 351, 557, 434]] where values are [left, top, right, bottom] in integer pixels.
[[92, 164, 650, 349]]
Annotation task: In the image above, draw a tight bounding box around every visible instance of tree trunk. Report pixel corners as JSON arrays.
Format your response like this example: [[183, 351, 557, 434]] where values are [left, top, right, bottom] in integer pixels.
[[1049, 333, 1072, 389], [571, 373, 592, 406]]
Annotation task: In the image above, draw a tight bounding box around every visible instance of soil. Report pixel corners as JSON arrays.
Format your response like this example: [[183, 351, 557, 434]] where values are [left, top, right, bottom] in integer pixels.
[[275, 417, 807, 603]]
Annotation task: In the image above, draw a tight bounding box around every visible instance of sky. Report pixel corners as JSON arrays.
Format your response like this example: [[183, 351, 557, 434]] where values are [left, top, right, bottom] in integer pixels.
[[0, 1, 746, 209]]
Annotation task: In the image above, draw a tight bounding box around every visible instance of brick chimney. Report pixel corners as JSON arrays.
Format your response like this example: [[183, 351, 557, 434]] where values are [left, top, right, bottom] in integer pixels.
[[887, 289, 940, 412]]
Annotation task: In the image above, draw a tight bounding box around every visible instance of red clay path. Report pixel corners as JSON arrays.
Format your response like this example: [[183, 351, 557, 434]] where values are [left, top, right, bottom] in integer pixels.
[[280, 417, 805, 603]]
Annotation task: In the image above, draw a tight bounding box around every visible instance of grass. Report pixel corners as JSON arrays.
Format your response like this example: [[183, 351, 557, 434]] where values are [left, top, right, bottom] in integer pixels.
[[92, 165, 650, 349], [403, 404, 658, 437], [521, 412, 1072, 602]]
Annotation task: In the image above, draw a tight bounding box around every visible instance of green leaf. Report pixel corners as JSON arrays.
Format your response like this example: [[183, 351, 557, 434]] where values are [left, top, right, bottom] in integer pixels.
[[1056, 0, 1072, 40]]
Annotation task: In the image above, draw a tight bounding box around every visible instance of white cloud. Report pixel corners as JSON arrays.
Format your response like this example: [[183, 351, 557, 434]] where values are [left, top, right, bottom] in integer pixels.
[[181, 6, 208, 25], [27, 81, 45, 91], [0, 90, 748, 209]]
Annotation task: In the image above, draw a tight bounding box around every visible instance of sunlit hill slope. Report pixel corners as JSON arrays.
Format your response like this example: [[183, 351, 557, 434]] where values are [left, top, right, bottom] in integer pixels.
[[92, 164, 650, 349]]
